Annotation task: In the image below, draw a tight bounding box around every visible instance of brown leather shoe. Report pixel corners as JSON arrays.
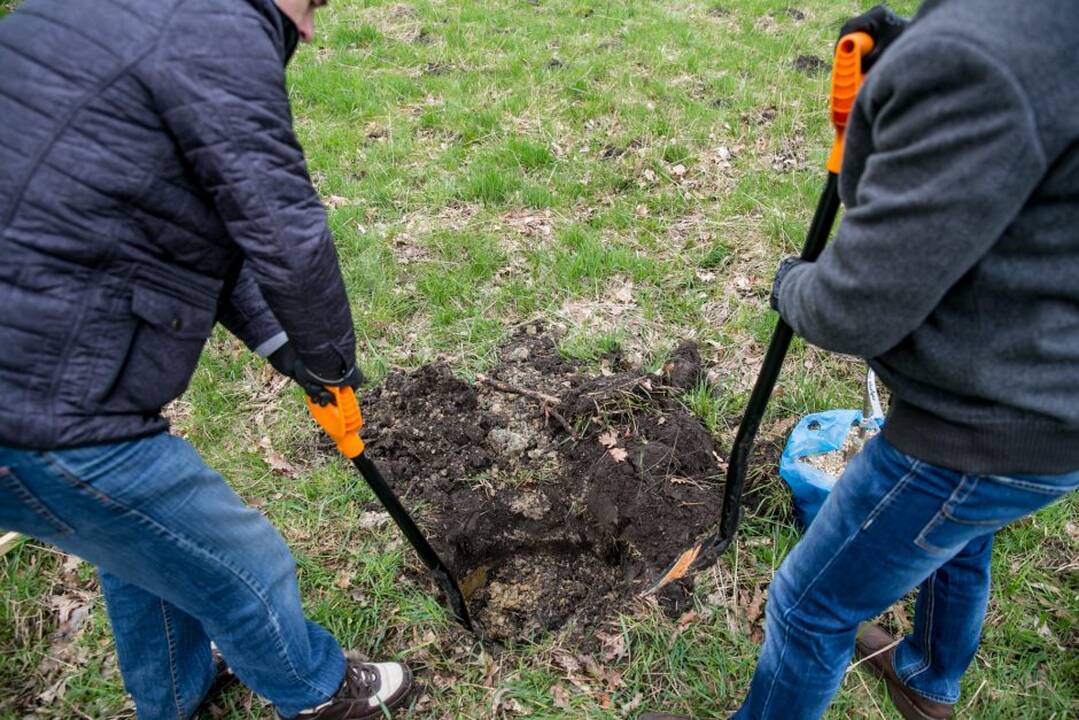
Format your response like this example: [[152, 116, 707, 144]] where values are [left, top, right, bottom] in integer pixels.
[[855, 624, 954, 720], [281, 659, 413, 719]]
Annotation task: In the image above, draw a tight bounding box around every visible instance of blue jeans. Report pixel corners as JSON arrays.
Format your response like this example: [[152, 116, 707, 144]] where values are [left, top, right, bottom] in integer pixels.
[[0, 433, 346, 719], [733, 435, 1078, 720]]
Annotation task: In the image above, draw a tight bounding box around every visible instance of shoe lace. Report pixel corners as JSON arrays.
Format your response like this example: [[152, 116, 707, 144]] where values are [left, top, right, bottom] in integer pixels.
[[341, 662, 379, 700]]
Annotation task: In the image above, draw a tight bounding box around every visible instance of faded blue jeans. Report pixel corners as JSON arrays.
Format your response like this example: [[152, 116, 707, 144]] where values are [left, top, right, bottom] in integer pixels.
[[0, 433, 346, 719], [733, 435, 1078, 719]]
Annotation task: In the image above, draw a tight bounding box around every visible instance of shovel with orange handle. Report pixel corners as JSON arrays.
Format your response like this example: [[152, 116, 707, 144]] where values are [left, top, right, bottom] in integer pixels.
[[644, 32, 875, 595], [306, 386, 475, 631]]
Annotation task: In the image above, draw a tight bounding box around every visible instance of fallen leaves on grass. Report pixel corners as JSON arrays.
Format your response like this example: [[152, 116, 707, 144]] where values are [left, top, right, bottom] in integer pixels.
[[357, 511, 391, 530], [596, 628, 627, 661], [551, 683, 572, 709], [598, 431, 619, 448], [502, 208, 555, 239], [491, 687, 527, 715], [553, 651, 626, 701], [323, 194, 353, 210], [38, 590, 96, 701], [334, 570, 352, 590], [258, 436, 297, 478]]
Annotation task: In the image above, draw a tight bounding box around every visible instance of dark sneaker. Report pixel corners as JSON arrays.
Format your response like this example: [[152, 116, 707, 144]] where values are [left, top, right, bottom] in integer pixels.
[[195, 649, 239, 717], [855, 624, 954, 720], [284, 660, 413, 720]]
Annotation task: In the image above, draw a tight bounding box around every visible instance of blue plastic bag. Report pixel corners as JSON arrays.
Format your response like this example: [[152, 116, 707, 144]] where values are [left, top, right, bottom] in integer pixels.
[[779, 410, 883, 528]]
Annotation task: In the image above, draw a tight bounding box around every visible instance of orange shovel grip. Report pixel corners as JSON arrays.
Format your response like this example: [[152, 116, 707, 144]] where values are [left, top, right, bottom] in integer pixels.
[[827, 31, 874, 174], [306, 386, 366, 459]]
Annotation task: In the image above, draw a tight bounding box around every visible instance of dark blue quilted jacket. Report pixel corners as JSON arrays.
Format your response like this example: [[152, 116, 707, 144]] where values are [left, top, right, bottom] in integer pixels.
[[0, 0, 356, 449]]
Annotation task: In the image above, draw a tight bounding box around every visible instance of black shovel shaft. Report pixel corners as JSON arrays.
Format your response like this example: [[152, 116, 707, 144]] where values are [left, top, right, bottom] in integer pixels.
[[351, 453, 474, 631], [710, 172, 842, 555]]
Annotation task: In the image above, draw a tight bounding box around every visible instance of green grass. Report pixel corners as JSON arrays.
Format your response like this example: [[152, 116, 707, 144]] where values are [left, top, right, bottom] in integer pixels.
[[3, 1, 1078, 718]]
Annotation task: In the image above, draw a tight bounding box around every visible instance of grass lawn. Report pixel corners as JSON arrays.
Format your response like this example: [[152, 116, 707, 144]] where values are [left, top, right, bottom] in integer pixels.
[[1, 1, 1077, 718]]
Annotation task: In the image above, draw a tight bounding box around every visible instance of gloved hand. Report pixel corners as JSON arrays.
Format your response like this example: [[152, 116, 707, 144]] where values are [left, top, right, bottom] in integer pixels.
[[267, 341, 363, 406], [839, 4, 909, 71], [770, 256, 805, 311], [267, 341, 299, 378], [293, 357, 363, 407]]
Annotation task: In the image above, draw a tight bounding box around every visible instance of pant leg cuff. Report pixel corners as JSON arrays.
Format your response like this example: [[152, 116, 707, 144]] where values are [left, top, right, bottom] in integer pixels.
[[892, 653, 960, 705]]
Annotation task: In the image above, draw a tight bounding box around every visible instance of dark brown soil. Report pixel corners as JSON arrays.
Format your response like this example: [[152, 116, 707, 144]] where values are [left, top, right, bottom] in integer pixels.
[[360, 327, 728, 642], [793, 54, 828, 74]]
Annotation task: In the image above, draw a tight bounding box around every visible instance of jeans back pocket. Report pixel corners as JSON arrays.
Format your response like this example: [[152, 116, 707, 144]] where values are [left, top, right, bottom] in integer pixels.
[[915, 473, 1076, 556]]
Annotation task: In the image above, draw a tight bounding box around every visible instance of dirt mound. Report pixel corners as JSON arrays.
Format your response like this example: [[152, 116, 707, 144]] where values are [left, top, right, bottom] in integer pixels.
[[361, 328, 727, 642]]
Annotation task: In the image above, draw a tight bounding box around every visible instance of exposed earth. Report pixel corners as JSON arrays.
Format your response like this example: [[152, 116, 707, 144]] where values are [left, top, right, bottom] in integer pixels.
[[359, 327, 737, 643]]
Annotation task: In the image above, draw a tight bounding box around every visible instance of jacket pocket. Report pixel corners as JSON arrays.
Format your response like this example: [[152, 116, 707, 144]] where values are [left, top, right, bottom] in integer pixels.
[[96, 283, 217, 414]]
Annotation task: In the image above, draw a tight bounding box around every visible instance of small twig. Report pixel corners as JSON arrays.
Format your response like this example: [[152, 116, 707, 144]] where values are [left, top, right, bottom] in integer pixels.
[[541, 405, 577, 437], [963, 678, 988, 714], [475, 373, 562, 405], [855, 670, 889, 719], [475, 373, 575, 436], [846, 637, 903, 673]]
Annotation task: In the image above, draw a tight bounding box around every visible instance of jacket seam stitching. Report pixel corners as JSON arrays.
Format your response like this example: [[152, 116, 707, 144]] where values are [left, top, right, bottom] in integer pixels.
[[0, 3, 183, 232]]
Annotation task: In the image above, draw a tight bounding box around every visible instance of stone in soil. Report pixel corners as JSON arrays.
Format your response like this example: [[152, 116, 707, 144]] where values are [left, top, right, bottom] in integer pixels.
[[359, 329, 731, 643]]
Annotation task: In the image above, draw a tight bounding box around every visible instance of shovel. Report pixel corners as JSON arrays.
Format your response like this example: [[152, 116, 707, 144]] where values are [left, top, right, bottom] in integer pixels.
[[306, 385, 475, 631], [645, 31, 875, 594]]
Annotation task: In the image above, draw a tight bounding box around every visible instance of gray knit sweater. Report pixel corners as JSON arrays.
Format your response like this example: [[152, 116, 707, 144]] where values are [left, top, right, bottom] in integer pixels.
[[777, 0, 1079, 474]]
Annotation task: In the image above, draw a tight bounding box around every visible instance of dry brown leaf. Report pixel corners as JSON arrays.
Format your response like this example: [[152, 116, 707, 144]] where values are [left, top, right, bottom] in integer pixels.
[[610, 281, 635, 304], [551, 683, 571, 709], [265, 452, 296, 476], [597, 431, 619, 448], [491, 688, 527, 714], [597, 629, 626, 661], [620, 692, 645, 717], [357, 511, 390, 529], [744, 584, 766, 625], [553, 652, 581, 675], [677, 609, 698, 631], [259, 436, 297, 477], [60, 553, 82, 577], [323, 194, 351, 209], [890, 601, 910, 631], [333, 570, 352, 590], [481, 650, 498, 688], [608, 447, 629, 463]]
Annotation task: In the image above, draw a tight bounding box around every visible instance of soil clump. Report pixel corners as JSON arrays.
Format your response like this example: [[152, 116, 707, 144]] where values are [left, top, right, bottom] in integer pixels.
[[360, 327, 729, 642]]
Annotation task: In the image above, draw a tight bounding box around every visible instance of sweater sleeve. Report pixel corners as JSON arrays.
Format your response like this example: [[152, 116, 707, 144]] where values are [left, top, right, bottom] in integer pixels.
[[777, 34, 1046, 359], [145, 2, 355, 378], [217, 262, 288, 357]]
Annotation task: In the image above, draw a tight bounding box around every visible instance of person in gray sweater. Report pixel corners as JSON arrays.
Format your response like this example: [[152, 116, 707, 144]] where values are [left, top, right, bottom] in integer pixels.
[[642, 2, 1079, 719]]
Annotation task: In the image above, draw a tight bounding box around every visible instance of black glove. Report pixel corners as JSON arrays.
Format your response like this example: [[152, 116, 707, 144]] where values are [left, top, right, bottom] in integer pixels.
[[267, 342, 299, 378], [770, 256, 805, 311], [839, 4, 908, 71], [293, 357, 363, 407]]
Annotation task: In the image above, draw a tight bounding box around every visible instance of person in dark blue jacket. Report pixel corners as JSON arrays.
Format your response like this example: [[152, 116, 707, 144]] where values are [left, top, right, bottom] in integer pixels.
[[0, 1, 413, 718]]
